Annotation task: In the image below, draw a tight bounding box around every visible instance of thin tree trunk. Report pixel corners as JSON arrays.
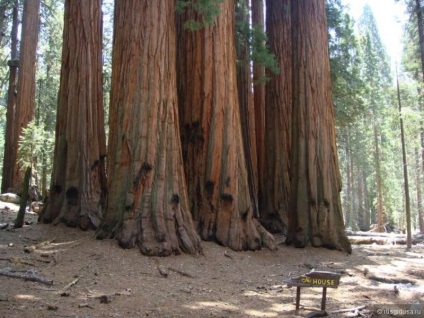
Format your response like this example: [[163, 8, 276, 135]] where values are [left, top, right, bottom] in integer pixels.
[[396, 71, 412, 248], [363, 167, 371, 230], [373, 123, 384, 232], [415, 0, 424, 82], [286, 0, 351, 253], [415, 147, 424, 233], [11, 0, 40, 192], [261, 0, 292, 233], [97, 0, 202, 256], [345, 133, 352, 229], [177, 0, 275, 251], [1, 0, 19, 193], [252, 0, 266, 218], [39, 0, 107, 231]]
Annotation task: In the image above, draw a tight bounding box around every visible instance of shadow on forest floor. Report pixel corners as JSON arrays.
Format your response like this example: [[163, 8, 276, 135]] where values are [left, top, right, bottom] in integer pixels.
[[0, 206, 423, 317]]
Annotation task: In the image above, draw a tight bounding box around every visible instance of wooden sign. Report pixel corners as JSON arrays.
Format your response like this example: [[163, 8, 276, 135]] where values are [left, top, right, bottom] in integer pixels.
[[284, 271, 341, 288], [284, 271, 341, 312]]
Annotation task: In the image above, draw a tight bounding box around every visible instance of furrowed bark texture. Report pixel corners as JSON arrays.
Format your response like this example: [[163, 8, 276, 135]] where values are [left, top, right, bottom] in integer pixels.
[[39, 0, 107, 230], [235, 0, 259, 219], [177, 0, 275, 251], [1, 0, 19, 193], [262, 0, 292, 233], [11, 0, 40, 192], [252, 0, 266, 219], [97, 0, 202, 256], [287, 0, 351, 254]]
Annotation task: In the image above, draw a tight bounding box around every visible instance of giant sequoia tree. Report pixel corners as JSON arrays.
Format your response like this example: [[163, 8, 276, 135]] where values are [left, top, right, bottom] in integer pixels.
[[39, 0, 107, 229], [9, 0, 40, 191], [261, 0, 292, 233], [96, 0, 202, 256], [177, 0, 275, 251], [286, 0, 351, 253], [1, 0, 19, 193]]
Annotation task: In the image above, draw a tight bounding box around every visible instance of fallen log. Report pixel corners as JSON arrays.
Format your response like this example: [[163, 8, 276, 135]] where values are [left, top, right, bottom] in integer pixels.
[[0, 268, 53, 285], [368, 274, 416, 285], [349, 236, 422, 245]]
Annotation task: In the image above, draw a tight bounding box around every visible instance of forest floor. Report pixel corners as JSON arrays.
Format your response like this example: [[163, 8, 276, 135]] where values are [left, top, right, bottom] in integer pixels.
[[0, 202, 424, 318]]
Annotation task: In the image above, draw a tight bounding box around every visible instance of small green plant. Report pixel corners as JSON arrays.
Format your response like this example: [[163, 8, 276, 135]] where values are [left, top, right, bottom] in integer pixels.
[[18, 119, 54, 177]]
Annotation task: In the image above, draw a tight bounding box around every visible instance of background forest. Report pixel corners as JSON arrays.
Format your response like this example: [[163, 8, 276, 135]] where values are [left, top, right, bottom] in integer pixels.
[[0, 0, 423, 255]]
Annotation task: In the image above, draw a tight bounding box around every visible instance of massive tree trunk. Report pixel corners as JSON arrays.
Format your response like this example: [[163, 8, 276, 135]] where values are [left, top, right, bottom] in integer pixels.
[[1, 0, 19, 193], [251, 0, 266, 217], [39, 0, 107, 230], [177, 0, 275, 251], [97, 0, 202, 256], [235, 0, 259, 220], [287, 0, 351, 253], [261, 0, 292, 233], [10, 0, 40, 192]]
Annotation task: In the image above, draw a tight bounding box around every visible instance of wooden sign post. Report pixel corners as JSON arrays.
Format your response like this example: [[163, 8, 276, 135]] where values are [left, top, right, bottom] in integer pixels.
[[284, 271, 341, 312]]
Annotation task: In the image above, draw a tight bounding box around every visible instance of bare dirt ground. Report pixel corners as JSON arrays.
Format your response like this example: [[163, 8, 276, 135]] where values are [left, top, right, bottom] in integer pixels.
[[1, 203, 424, 318]]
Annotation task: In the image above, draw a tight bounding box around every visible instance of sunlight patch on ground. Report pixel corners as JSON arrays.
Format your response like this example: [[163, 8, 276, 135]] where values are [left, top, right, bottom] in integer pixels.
[[15, 294, 41, 301], [183, 301, 239, 311], [242, 290, 286, 299], [243, 309, 279, 317]]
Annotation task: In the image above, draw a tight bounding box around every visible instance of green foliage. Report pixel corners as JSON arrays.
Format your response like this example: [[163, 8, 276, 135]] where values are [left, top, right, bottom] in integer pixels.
[[235, 0, 279, 82], [250, 25, 279, 79], [176, 0, 225, 30], [326, 0, 365, 127], [36, 0, 63, 132], [18, 120, 54, 174]]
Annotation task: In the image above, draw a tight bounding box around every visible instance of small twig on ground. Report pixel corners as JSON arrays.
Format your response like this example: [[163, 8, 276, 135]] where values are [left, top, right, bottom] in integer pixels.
[[330, 305, 366, 314], [55, 278, 79, 294], [168, 266, 195, 278], [224, 250, 233, 259]]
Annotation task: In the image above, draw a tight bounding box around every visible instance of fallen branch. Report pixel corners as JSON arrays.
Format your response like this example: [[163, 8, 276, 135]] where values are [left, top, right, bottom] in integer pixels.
[[0, 268, 53, 285], [330, 305, 366, 314], [56, 278, 79, 294], [368, 274, 415, 285]]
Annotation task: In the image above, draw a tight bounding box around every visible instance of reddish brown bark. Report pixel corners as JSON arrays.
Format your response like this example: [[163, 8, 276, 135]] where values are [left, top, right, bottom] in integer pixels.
[[97, 0, 202, 256], [252, 0, 266, 216], [261, 0, 292, 233], [236, 0, 259, 218], [286, 0, 351, 253], [39, 0, 107, 230], [177, 0, 275, 251], [10, 0, 40, 192], [1, 0, 19, 193]]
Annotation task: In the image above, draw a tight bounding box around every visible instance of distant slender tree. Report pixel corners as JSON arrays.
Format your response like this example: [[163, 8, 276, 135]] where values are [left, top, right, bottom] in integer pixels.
[[1, 0, 19, 193], [39, 0, 107, 230], [177, 0, 275, 251], [415, 148, 424, 233], [286, 0, 351, 253], [97, 0, 202, 256]]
